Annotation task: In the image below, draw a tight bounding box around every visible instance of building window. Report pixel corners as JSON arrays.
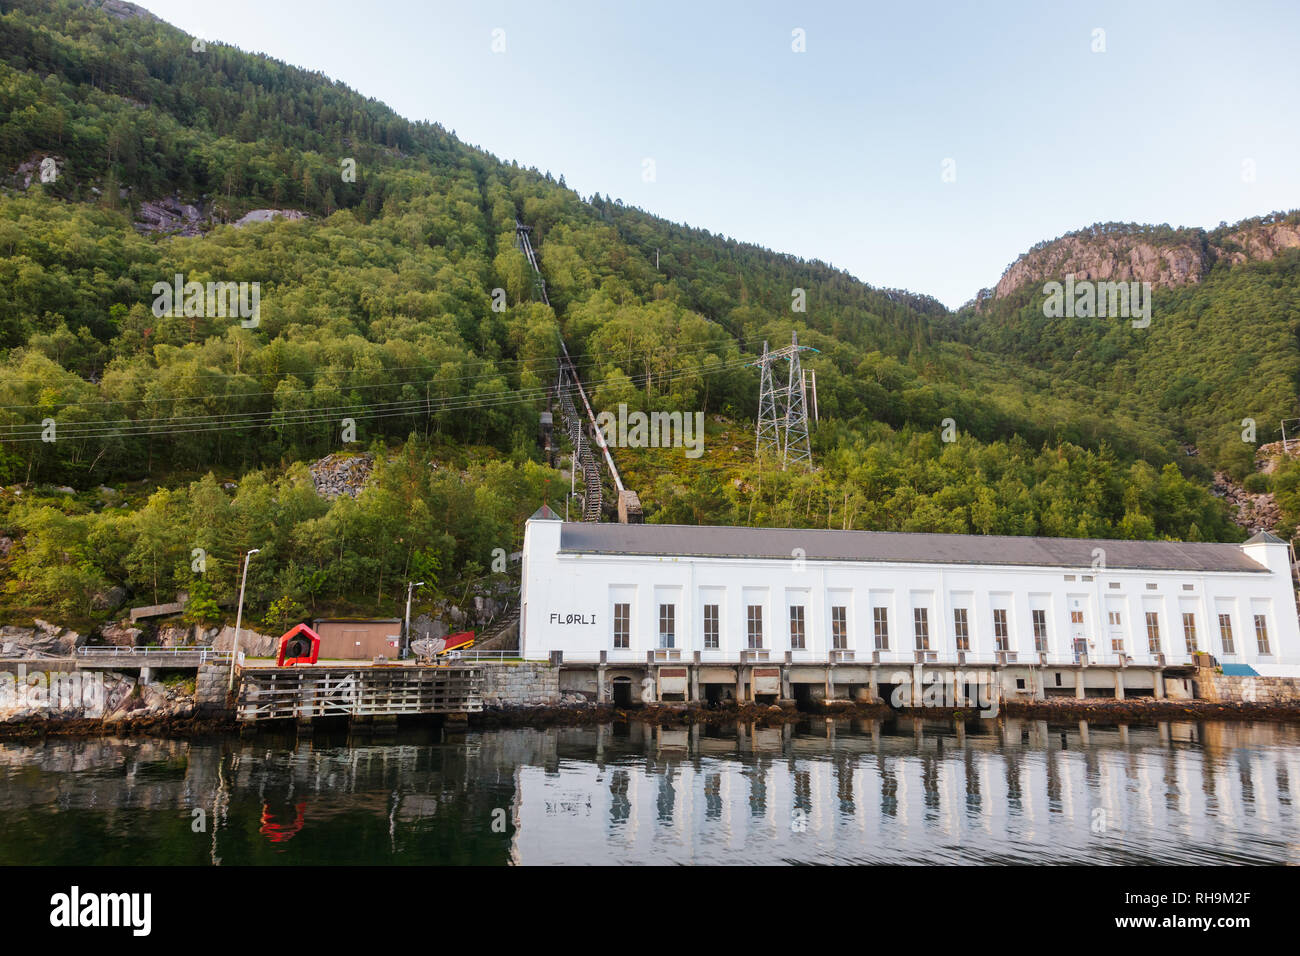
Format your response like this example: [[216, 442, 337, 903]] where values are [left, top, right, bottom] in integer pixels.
[[1255, 614, 1271, 655], [789, 605, 806, 650], [1145, 583, 1158, 591], [1108, 582, 1121, 590], [1145, 611, 1160, 654], [1182, 613, 1197, 654], [831, 606, 847, 650], [873, 607, 889, 650], [953, 608, 970, 651], [1218, 613, 1235, 655], [1032, 609, 1048, 653], [613, 603, 630, 649], [913, 607, 929, 651], [993, 608, 1009, 651], [658, 603, 675, 649], [1108, 611, 1123, 653], [747, 605, 763, 649], [703, 604, 719, 649]]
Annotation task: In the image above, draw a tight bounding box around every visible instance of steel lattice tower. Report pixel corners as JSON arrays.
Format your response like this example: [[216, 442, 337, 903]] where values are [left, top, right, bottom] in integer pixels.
[[755, 340, 782, 460], [754, 332, 816, 469], [783, 335, 811, 467]]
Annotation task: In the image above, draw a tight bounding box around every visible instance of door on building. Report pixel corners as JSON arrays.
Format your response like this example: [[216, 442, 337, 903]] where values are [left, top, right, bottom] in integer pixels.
[[611, 677, 632, 707], [1070, 604, 1088, 663]]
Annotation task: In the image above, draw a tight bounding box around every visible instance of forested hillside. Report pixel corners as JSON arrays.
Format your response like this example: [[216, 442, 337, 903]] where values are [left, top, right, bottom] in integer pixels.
[[0, 0, 1290, 633]]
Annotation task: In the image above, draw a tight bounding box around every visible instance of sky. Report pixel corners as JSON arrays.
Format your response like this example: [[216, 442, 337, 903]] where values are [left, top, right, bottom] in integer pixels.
[[140, 0, 1300, 309]]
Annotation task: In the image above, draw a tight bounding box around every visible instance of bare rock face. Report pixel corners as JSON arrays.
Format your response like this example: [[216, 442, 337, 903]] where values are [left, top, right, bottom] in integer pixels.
[[1212, 472, 1281, 535], [993, 230, 1207, 301], [90, 585, 129, 612], [210, 625, 277, 658], [410, 613, 448, 642], [157, 624, 193, 647], [1256, 440, 1300, 475], [135, 196, 209, 237], [11, 152, 64, 190], [1216, 221, 1300, 266], [309, 453, 374, 500], [989, 216, 1300, 303], [100, 621, 143, 647], [93, 0, 158, 22], [0, 621, 85, 657], [233, 209, 306, 228]]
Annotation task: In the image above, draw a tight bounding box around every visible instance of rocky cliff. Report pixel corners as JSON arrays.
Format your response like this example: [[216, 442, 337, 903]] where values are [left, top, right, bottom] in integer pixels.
[[988, 213, 1300, 302]]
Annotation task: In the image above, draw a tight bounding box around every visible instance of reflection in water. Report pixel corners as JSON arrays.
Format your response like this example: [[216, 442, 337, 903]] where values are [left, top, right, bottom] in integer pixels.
[[2, 718, 1300, 864], [260, 802, 306, 844]]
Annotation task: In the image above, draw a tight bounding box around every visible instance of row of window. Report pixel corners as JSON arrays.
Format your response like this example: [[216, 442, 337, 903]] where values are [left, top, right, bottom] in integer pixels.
[[612, 601, 1272, 656]]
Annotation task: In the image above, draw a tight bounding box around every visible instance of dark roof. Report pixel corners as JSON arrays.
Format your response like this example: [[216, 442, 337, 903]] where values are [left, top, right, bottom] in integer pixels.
[[530, 504, 561, 521], [1245, 530, 1287, 545], [556, 523, 1268, 574]]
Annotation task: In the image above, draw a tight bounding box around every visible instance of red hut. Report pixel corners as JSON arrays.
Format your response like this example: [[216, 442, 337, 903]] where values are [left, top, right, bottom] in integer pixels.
[[276, 623, 321, 667]]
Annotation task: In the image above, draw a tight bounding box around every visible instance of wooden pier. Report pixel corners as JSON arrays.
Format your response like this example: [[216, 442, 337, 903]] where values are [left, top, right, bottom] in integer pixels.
[[237, 664, 482, 722]]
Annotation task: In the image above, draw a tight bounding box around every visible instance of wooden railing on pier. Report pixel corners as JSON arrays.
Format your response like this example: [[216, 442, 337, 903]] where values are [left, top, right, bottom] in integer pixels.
[[237, 665, 483, 721]]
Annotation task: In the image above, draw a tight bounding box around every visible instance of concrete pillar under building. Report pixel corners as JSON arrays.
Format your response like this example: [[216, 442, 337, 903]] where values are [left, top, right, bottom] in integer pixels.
[[140, 666, 152, 684], [824, 664, 833, 701], [1075, 668, 1086, 700], [736, 666, 746, 703], [1078, 720, 1090, 746], [1114, 669, 1126, 701], [597, 664, 608, 704], [912, 663, 924, 707], [869, 667, 880, 703], [1154, 670, 1165, 700]]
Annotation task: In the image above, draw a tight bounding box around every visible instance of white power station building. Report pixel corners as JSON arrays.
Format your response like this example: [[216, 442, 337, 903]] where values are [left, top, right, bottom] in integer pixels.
[[519, 507, 1300, 704]]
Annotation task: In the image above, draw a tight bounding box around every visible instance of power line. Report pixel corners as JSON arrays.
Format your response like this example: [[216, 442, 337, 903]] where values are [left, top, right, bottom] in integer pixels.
[[0, 355, 759, 442], [0, 336, 749, 412]]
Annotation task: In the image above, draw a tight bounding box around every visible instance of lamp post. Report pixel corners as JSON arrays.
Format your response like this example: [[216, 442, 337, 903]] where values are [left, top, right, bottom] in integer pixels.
[[404, 581, 425, 658], [228, 548, 260, 692]]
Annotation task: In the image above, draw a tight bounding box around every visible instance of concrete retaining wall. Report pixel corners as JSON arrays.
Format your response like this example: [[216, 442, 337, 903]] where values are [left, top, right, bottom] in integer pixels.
[[0, 660, 77, 675], [480, 661, 560, 706]]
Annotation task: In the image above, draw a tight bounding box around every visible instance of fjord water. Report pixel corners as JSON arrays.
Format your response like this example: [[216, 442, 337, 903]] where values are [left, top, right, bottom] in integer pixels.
[[2, 718, 1298, 865]]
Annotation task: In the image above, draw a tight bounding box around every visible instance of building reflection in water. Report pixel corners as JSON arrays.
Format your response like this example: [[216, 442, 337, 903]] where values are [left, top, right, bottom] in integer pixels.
[[509, 718, 1300, 865], [4, 718, 1300, 864]]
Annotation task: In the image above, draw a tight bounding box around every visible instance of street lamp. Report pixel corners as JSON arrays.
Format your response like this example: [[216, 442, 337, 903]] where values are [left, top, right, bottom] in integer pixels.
[[228, 548, 260, 692], [404, 581, 425, 659]]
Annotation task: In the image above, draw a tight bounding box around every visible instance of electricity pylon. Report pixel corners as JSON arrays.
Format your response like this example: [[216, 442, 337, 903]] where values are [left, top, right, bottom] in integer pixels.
[[754, 331, 817, 469]]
